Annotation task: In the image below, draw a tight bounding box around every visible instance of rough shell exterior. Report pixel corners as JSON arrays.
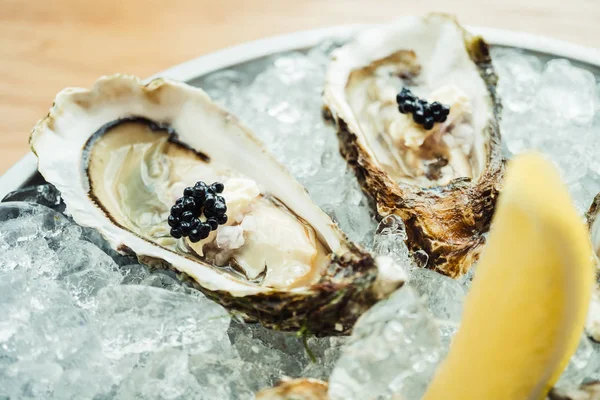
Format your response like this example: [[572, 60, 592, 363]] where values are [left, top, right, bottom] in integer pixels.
[[584, 193, 600, 343], [324, 14, 505, 278], [171, 243, 397, 335]]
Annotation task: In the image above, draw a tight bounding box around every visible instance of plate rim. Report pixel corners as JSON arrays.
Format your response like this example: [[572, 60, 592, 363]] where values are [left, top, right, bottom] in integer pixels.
[[146, 24, 600, 83], [2, 24, 600, 199]]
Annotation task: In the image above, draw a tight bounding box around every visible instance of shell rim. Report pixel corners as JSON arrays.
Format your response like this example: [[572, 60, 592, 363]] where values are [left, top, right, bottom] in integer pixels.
[[29, 74, 376, 299]]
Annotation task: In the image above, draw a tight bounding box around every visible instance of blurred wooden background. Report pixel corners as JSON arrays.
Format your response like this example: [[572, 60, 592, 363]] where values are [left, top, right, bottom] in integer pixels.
[[1, 0, 599, 175]]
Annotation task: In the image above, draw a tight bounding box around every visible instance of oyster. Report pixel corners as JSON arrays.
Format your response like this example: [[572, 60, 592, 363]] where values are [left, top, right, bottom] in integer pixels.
[[324, 13, 504, 277], [584, 193, 600, 343], [256, 378, 328, 400], [30, 75, 405, 335]]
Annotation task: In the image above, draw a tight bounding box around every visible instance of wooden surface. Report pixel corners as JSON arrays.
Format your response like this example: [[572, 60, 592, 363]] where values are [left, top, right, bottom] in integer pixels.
[[1, 0, 599, 176]]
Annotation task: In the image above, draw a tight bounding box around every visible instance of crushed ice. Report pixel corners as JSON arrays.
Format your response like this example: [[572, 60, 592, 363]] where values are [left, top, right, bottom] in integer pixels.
[[0, 202, 341, 399], [2, 42, 600, 399]]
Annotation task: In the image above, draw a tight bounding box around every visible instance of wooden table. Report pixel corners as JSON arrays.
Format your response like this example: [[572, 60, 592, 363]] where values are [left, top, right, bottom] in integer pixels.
[[1, 0, 599, 176]]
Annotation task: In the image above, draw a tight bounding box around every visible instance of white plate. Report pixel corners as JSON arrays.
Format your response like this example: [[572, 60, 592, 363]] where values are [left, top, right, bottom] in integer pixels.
[[2, 24, 600, 200]]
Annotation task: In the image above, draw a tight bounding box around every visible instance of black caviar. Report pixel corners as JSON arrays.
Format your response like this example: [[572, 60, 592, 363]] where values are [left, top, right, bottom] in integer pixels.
[[168, 181, 228, 243], [396, 88, 450, 130]]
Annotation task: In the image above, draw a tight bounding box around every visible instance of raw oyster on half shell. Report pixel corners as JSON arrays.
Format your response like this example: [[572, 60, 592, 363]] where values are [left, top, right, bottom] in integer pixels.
[[324, 14, 504, 277], [30, 75, 406, 335]]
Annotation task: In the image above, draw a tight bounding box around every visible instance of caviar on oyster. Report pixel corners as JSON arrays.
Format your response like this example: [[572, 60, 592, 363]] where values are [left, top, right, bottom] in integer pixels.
[[324, 13, 504, 277], [30, 75, 405, 334], [169, 181, 229, 242], [397, 88, 450, 130]]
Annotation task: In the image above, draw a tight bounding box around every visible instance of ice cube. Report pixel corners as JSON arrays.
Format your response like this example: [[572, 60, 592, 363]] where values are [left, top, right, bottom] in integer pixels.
[[301, 336, 346, 380], [436, 320, 459, 356], [94, 285, 230, 359], [0, 202, 72, 246], [228, 320, 345, 388], [0, 360, 63, 399], [0, 269, 116, 399], [0, 237, 59, 278], [228, 321, 305, 380], [1, 184, 65, 212], [588, 341, 600, 381], [493, 48, 543, 113], [200, 69, 250, 106], [372, 215, 414, 271], [535, 59, 599, 126], [332, 201, 375, 245], [409, 268, 466, 322], [556, 334, 596, 390], [328, 287, 443, 400], [189, 356, 257, 399], [140, 272, 190, 293], [457, 262, 477, 290], [568, 180, 597, 215], [306, 39, 345, 67], [546, 141, 589, 184], [55, 240, 122, 308], [116, 348, 207, 400], [120, 263, 152, 284]]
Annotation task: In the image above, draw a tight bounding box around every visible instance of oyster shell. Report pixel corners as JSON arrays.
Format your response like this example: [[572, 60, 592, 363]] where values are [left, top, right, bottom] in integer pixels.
[[256, 378, 328, 400], [30, 75, 405, 335], [324, 14, 504, 277], [584, 193, 600, 343]]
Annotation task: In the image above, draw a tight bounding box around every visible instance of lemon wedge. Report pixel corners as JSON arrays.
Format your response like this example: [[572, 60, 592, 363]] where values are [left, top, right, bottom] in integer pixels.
[[423, 152, 595, 400]]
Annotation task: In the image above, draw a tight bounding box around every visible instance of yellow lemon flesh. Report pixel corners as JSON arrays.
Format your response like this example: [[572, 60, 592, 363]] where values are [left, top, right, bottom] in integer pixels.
[[423, 152, 595, 400]]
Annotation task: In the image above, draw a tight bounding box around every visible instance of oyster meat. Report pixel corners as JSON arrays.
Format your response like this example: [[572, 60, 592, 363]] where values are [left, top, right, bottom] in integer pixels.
[[30, 75, 405, 335], [584, 193, 600, 343], [324, 13, 504, 277]]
